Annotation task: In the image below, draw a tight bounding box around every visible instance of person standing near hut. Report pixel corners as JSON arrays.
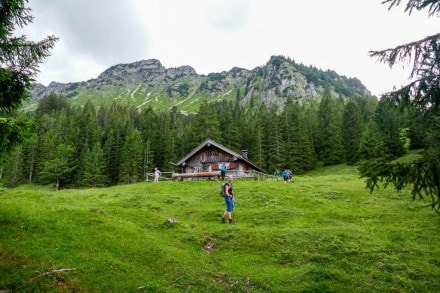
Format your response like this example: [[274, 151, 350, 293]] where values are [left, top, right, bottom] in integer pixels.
[[154, 167, 161, 183], [222, 175, 235, 224], [220, 163, 227, 180]]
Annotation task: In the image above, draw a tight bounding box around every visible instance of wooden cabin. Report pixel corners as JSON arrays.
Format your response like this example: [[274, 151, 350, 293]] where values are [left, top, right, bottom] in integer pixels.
[[172, 139, 265, 180]]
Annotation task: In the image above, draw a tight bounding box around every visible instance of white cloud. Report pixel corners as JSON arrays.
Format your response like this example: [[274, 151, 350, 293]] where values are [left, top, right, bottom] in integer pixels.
[[205, 0, 251, 30]]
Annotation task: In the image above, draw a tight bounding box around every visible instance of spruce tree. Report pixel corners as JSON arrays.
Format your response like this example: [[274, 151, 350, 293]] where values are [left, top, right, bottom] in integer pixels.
[[261, 104, 284, 173], [375, 99, 407, 157], [217, 101, 240, 151], [39, 143, 75, 189], [74, 100, 102, 184], [4, 145, 24, 186], [0, 0, 57, 164], [191, 101, 221, 146], [360, 0, 440, 210], [358, 121, 386, 160], [81, 143, 107, 187], [317, 96, 345, 165], [119, 129, 144, 184], [281, 98, 316, 173], [139, 106, 157, 165], [342, 100, 363, 164], [102, 103, 127, 185], [152, 112, 175, 171]]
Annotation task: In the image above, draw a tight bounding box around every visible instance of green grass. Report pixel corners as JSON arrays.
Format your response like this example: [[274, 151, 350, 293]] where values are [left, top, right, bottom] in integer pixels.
[[1, 165, 439, 292]]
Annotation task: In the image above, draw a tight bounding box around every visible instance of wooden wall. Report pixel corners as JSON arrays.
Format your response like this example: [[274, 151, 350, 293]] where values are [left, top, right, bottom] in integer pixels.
[[183, 146, 253, 174]]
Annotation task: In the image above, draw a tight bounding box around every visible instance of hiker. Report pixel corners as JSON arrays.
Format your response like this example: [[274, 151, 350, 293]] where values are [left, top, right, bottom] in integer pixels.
[[154, 167, 161, 183], [222, 175, 235, 224], [220, 163, 226, 180], [287, 169, 293, 183], [274, 168, 280, 180], [282, 169, 289, 184]]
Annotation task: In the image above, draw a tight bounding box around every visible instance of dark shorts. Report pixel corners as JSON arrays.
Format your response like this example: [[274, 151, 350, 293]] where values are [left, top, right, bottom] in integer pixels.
[[225, 196, 234, 212]]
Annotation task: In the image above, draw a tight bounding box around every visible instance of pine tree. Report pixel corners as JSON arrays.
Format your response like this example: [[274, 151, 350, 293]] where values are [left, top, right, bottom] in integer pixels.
[[75, 100, 101, 155], [3, 145, 24, 186], [342, 100, 363, 164], [39, 143, 75, 189], [0, 0, 57, 164], [143, 138, 154, 180], [139, 106, 157, 164], [261, 104, 284, 173], [102, 103, 128, 185], [358, 121, 386, 160], [317, 96, 345, 165], [282, 98, 316, 173], [169, 106, 192, 161], [360, 0, 440, 210], [191, 101, 221, 146], [217, 100, 240, 151], [81, 143, 107, 187], [375, 99, 406, 157], [35, 93, 70, 117], [152, 112, 175, 171], [74, 100, 102, 184], [119, 129, 144, 184]]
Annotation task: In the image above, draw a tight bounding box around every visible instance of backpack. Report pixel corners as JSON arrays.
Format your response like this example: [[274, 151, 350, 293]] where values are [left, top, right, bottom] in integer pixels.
[[220, 182, 229, 197]]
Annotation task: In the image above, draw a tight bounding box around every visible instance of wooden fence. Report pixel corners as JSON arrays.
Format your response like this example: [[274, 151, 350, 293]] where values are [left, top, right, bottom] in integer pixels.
[[165, 170, 278, 181]]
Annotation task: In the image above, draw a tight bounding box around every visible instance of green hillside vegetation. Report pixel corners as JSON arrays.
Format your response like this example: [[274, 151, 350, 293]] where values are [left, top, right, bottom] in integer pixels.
[[1, 164, 439, 292], [66, 82, 236, 115]]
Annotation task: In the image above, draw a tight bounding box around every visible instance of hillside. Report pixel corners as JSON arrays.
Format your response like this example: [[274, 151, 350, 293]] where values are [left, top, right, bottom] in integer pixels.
[[28, 56, 375, 113], [1, 166, 439, 292]]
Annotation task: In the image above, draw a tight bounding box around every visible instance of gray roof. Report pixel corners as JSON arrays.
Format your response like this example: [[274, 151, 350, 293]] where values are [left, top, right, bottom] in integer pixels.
[[176, 139, 265, 173]]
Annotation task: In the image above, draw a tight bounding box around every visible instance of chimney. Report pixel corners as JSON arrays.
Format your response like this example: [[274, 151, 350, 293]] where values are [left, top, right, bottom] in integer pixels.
[[242, 150, 248, 159]]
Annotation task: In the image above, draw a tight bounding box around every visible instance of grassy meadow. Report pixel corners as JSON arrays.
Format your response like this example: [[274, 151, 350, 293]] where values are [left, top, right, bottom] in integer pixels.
[[1, 164, 439, 292]]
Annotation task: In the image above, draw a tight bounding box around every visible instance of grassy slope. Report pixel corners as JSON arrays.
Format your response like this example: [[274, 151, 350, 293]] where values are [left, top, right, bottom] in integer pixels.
[[1, 165, 439, 292]]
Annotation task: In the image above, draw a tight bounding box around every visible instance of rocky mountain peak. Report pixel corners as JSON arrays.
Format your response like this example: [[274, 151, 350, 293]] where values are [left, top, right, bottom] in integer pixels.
[[166, 65, 198, 79], [98, 59, 166, 80], [28, 55, 374, 113]]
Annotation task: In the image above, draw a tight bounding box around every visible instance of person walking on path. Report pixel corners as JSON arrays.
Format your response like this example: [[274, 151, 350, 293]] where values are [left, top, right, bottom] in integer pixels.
[[222, 175, 235, 224]]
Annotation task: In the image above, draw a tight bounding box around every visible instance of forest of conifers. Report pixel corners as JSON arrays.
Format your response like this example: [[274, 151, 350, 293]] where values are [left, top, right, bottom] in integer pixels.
[[0, 91, 426, 189]]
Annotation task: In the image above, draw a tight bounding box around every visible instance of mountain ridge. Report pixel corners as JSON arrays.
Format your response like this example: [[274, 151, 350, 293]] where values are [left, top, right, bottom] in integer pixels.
[[29, 55, 374, 113]]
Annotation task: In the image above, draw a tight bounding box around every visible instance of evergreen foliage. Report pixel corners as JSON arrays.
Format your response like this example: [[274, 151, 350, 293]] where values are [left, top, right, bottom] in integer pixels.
[[317, 95, 345, 165], [39, 143, 75, 188], [281, 98, 315, 173], [1, 85, 419, 192], [374, 99, 406, 157], [119, 129, 144, 184], [81, 143, 107, 187], [0, 0, 57, 164], [360, 0, 440, 211], [342, 100, 363, 164], [358, 121, 386, 160]]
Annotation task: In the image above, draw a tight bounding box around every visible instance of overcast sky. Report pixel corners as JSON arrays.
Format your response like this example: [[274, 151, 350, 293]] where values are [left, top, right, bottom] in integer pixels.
[[20, 0, 438, 96]]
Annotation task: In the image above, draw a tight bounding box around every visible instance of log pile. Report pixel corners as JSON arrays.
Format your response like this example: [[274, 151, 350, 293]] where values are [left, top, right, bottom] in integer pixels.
[[172, 171, 221, 180]]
